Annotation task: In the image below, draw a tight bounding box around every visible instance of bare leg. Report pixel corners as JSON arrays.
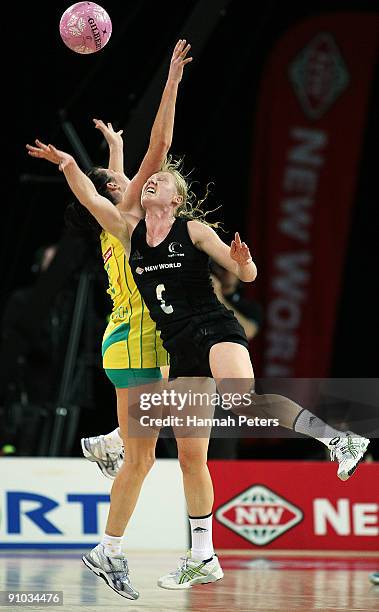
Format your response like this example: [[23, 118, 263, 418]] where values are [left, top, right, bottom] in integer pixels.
[[209, 342, 304, 428], [105, 387, 158, 536], [176, 435, 215, 561], [176, 436, 214, 516]]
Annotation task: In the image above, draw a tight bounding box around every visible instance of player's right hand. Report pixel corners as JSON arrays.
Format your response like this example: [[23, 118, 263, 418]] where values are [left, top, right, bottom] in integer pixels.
[[26, 139, 73, 171], [168, 39, 193, 84]]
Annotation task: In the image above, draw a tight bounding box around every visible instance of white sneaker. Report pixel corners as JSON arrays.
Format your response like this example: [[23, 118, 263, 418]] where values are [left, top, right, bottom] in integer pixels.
[[82, 543, 139, 599], [158, 552, 223, 590], [328, 433, 370, 481], [81, 435, 124, 479]]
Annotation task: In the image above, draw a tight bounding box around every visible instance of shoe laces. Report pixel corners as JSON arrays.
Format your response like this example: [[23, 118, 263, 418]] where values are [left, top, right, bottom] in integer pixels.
[[110, 556, 130, 582], [101, 443, 121, 469], [174, 555, 190, 578], [93, 436, 121, 465], [104, 452, 118, 469]]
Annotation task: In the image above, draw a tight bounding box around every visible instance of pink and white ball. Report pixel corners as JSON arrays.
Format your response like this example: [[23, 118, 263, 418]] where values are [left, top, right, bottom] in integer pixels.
[[59, 2, 112, 54]]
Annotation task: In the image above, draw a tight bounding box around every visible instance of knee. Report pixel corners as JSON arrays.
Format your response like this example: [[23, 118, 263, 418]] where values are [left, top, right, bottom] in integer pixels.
[[178, 449, 207, 475], [125, 451, 155, 476], [232, 392, 270, 419]]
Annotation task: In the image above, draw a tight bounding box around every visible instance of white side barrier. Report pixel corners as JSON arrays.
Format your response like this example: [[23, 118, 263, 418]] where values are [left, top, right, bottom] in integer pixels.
[[0, 458, 187, 549]]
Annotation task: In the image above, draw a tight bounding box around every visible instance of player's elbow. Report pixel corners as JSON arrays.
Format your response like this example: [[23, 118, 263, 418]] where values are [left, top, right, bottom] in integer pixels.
[[244, 320, 259, 341], [149, 138, 171, 155]]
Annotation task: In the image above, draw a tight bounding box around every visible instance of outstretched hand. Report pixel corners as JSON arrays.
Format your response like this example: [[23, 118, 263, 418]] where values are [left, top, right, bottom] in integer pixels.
[[168, 39, 193, 84], [26, 139, 73, 171], [93, 118, 124, 148], [230, 233, 253, 266]]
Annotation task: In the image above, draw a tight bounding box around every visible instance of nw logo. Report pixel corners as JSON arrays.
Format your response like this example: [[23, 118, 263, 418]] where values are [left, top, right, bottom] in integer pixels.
[[288, 32, 349, 120], [215, 484, 303, 546]]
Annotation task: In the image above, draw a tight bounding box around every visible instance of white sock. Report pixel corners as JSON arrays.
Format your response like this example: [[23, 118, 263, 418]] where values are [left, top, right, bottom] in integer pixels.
[[102, 533, 123, 557], [189, 513, 214, 561], [294, 409, 346, 447], [103, 428, 123, 452]]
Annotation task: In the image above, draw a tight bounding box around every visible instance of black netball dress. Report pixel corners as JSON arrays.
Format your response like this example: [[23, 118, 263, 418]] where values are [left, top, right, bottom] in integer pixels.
[[129, 218, 248, 377]]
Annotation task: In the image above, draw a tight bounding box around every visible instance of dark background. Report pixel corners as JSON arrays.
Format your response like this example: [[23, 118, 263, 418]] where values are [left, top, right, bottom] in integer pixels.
[[1, 0, 378, 455]]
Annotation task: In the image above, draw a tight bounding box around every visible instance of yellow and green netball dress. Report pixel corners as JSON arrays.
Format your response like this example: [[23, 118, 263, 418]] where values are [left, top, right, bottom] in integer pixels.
[[100, 230, 169, 388]]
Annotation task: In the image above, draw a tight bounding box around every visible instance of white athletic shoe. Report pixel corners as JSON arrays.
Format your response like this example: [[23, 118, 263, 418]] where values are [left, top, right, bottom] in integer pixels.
[[81, 435, 124, 479], [328, 433, 370, 481], [158, 552, 223, 590], [82, 543, 139, 599], [369, 572, 379, 585]]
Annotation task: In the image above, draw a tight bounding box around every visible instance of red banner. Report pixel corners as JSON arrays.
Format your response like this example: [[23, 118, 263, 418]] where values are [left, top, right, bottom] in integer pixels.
[[210, 460, 379, 551], [248, 13, 379, 376]]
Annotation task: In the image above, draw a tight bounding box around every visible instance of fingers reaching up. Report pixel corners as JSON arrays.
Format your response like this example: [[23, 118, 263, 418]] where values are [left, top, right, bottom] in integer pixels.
[[26, 139, 72, 170], [168, 38, 193, 84], [230, 232, 253, 266], [93, 118, 124, 147]]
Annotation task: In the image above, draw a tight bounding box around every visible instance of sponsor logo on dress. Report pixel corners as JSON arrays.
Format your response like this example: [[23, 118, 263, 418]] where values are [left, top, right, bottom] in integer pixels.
[[131, 250, 143, 261], [144, 262, 182, 272], [168, 242, 184, 257], [289, 32, 349, 120], [216, 484, 303, 546], [135, 267, 144, 275], [103, 247, 112, 264]]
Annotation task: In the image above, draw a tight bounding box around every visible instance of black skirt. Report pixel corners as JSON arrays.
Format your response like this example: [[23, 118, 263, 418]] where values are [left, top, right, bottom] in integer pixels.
[[164, 306, 249, 378]]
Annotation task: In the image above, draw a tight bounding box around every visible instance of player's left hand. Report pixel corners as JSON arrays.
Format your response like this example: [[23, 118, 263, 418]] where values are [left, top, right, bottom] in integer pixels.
[[230, 233, 253, 266], [93, 118, 124, 148]]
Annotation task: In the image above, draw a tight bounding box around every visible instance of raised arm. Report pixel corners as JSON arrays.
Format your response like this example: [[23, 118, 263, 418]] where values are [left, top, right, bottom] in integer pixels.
[[121, 39, 192, 212], [93, 118, 128, 178], [188, 221, 257, 283], [26, 139, 127, 240]]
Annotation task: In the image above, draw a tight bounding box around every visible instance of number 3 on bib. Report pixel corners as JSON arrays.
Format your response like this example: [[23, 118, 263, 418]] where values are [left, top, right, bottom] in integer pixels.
[[156, 283, 173, 314]]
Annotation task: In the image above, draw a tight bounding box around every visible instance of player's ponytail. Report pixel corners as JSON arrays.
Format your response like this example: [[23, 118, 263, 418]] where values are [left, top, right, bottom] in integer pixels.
[[160, 156, 222, 228]]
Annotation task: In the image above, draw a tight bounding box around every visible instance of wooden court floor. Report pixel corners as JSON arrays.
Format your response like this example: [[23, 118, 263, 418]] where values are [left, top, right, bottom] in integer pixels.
[[0, 550, 378, 611]]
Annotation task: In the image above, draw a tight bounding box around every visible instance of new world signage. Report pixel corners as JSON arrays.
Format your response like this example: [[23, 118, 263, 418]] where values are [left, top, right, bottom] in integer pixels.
[[210, 461, 378, 550], [216, 484, 303, 546], [248, 13, 379, 377]]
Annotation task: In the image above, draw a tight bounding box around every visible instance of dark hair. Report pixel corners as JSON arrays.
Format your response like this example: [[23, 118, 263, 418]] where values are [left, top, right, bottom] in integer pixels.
[[64, 166, 117, 239], [64, 200, 102, 239], [86, 167, 118, 202]]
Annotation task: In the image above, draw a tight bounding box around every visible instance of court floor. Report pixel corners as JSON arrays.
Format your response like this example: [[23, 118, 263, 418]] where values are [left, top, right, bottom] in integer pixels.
[[0, 550, 378, 611]]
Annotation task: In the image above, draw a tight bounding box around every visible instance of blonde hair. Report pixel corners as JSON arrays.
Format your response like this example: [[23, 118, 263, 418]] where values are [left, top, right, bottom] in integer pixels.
[[160, 155, 222, 228]]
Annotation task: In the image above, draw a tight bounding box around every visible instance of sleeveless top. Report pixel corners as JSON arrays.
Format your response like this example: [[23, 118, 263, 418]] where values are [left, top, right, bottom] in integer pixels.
[[100, 230, 168, 368], [129, 218, 219, 342]]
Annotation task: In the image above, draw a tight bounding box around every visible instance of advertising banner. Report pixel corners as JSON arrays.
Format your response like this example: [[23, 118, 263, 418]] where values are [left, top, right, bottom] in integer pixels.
[[211, 461, 378, 550], [248, 13, 379, 376], [0, 458, 186, 549]]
